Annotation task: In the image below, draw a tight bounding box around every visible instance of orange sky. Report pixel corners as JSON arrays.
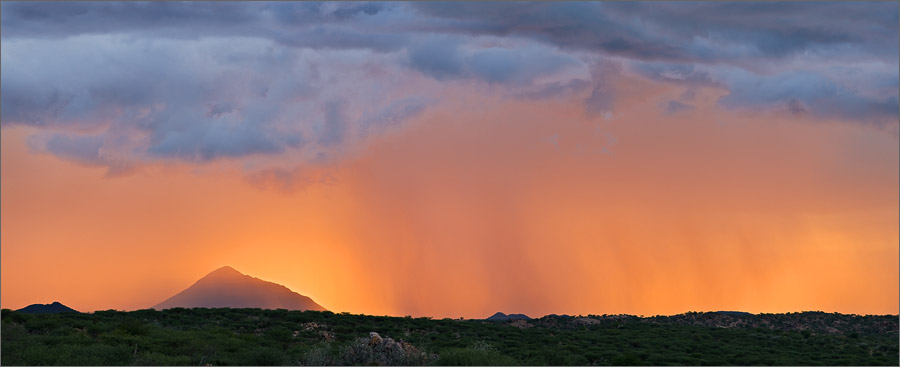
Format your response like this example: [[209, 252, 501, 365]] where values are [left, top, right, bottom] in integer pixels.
[[2, 76, 898, 318]]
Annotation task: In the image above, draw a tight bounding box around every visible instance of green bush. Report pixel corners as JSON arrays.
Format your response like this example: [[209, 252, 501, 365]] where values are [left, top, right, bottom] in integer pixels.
[[234, 346, 287, 365], [434, 347, 518, 366], [133, 351, 194, 365]]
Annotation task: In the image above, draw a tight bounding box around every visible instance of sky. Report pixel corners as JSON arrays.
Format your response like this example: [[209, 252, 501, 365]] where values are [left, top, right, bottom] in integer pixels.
[[1, 1, 898, 318]]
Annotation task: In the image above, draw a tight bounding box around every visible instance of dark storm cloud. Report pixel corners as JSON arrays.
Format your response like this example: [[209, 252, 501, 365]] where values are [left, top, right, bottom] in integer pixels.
[[412, 1, 899, 64], [1, 34, 346, 167], [408, 2, 897, 125], [0, 2, 388, 38], [1, 1, 896, 174], [718, 69, 900, 127], [406, 36, 465, 80], [4, 1, 896, 64], [405, 36, 583, 85], [0, 2, 260, 38], [1, 1, 404, 54], [411, 2, 690, 61], [272, 26, 408, 52]]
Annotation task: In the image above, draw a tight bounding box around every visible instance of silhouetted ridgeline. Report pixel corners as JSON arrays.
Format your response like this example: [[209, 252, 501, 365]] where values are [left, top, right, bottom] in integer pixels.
[[1, 308, 897, 365], [14, 302, 79, 314], [485, 312, 531, 321]]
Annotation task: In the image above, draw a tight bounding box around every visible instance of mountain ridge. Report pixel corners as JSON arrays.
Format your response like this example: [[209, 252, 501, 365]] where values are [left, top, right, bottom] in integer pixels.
[[15, 301, 79, 314]]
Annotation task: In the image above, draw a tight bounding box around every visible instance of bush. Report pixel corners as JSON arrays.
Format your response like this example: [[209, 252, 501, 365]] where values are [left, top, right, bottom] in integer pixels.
[[434, 348, 518, 366], [133, 351, 194, 366], [301, 343, 337, 366], [234, 346, 287, 365], [118, 318, 149, 336], [611, 352, 644, 365]]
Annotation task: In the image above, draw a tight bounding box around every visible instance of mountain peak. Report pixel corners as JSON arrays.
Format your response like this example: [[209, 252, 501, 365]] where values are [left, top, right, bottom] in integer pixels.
[[206, 266, 243, 276], [154, 266, 326, 311]]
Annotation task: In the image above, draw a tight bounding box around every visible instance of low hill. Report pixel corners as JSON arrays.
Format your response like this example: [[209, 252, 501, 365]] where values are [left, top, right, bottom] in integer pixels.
[[14, 301, 78, 314], [486, 312, 531, 321]]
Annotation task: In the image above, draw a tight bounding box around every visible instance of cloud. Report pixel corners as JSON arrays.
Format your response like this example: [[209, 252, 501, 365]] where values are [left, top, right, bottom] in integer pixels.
[[467, 46, 581, 84], [5, 1, 896, 66], [584, 85, 614, 117], [512, 79, 592, 101], [628, 60, 898, 127], [271, 26, 408, 52], [665, 100, 693, 114], [630, 62, 720, 88], [1, 1, 896, 178], [406, 36, 464, 80], [0, 33, 431, 173], [0, 2, 259, 39], [411, 2, 689, 61], [406, 36, 586, 86], [26, 133, 134, 175], [0, 2, 388, 37], [412, 2, 898, 64], [33, 133, 105, 165], [147, 120, 289, 162], [360, 97, 432, 134], [318, 101, 346, 146], [717, 69, 899, 127]]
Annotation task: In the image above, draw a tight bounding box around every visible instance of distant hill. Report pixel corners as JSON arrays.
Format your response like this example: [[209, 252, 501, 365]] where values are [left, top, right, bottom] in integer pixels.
[[486, 312, 531, 321], [714, 311, 754, 316], [153, 266, 326, 311], [544, 313, 573, 318], [15, 301, 79, 314]]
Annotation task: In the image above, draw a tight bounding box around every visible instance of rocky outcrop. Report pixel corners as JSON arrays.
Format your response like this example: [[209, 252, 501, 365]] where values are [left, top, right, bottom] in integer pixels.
[[339, 332, 435, 366]]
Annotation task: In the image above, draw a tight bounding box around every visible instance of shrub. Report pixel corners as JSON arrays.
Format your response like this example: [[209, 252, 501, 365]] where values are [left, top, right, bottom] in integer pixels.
[[234, 346, 287, 365], [133, 351, 194, 366], [301, 343, 336, 366], [434, 348, 518, 366], [611, 352, 644, 365], [118, 319, 149, 336]]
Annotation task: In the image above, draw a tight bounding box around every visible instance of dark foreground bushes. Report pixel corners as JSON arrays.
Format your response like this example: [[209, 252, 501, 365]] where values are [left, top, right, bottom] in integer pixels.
[[1, 308, 897, 365]]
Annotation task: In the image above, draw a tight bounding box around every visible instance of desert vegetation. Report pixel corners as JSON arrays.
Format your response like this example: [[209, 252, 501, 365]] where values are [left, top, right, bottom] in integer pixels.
[[1, 308, 897, 365]]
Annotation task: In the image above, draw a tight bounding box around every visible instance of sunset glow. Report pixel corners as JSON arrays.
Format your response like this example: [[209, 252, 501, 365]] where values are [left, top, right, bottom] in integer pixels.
[[2, 1, 898, 319]]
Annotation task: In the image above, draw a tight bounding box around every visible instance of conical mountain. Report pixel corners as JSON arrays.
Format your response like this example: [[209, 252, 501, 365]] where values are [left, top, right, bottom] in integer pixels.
[[153, 266, 326, 311]]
